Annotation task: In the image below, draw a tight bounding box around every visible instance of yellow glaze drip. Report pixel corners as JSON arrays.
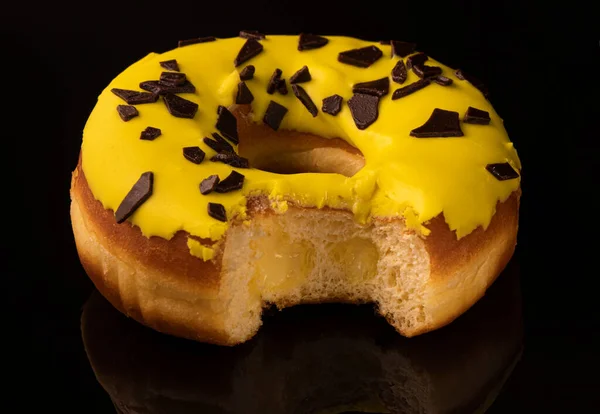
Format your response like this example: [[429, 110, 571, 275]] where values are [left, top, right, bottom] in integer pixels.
[[81, 35, 521, 255], [187, 238, 215, 261]]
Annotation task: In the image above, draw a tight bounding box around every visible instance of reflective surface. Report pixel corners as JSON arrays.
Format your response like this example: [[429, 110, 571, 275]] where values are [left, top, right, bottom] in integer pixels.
[[81, 260, 523, 414]]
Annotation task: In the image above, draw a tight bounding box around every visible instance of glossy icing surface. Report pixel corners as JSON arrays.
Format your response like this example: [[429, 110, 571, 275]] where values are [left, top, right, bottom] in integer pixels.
[[81, 35, 520, 253]]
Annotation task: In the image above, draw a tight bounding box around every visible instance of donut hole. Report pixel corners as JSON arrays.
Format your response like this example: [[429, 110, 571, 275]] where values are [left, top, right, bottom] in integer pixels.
[[235, 108, 365, 177]]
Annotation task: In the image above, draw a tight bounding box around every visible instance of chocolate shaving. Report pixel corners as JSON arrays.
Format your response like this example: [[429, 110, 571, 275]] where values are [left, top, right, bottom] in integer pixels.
[[379, 40, 391, 45], [239, 65, 255, 80], [292, 84, 318, 117], [215, 105, 239, 144], [263, 100, 288, 130], [210, 132, 235, 152], [140, 126, 161, 141], [111, 89, 158, 105], [433, 75, 453, 86], [454, 69, 489, 97], [203, 137, 230, 154], [210, 152, 250, 168], [277, 78, 288, 95], [140, 80, 195, 95], [159, 72, 186, 86], [348, 93, 379, 130], [412, 65, 442, 79], [267, 69, 283, 94], [406, 53, 428, 69], [178, 37, 216, 47], [464, 106, 491, 124], [391, 78, 431, 100], [391, 40, 417, 58], [289, 65, 311, 84], [200, 175, 220, 195], [116, 105, 138, 122], [236, 81, 254, 104], [410, 108, 464, 138], [338, 46, 383, 68], [298, 33, 329, 51], [160, 59, 179, 71], [391, 60, 407, 84], [239, 30, 265, 40], [163, 93, 198, 118], [115, 172, 153, 223], [352, 77, 389, 97], [486, 163, 519, 181], [234, 39, 263, 67], [207, 202, 227, 222], [322, 94, 343, 116], [182, 146, 205, 164], [215, 170, 245, 193]]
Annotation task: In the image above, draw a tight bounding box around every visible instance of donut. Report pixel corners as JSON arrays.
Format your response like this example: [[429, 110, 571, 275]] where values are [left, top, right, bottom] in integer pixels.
[[70, 33, 522, 346]]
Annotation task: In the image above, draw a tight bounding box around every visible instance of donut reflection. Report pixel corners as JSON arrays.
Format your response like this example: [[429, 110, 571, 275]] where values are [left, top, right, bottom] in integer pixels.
[[81, 260, 523, 414]]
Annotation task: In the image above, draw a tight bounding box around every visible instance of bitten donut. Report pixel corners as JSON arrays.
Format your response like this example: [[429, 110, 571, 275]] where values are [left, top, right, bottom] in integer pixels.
[[70, 33, 522, 346]]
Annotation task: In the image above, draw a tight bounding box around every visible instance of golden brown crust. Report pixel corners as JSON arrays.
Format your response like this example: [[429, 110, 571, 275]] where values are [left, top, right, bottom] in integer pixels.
[[424, 192, 520, 277], [73, 156, 222, 298]]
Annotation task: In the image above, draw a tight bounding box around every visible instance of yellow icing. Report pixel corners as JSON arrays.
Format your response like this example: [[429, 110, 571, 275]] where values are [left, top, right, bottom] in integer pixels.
[[81, 35, 521, 255], [187, 238, 215, 261]]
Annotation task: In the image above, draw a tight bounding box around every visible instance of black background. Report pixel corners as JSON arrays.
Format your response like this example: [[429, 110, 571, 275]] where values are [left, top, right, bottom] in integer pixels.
[[3, 0, 598, 412]]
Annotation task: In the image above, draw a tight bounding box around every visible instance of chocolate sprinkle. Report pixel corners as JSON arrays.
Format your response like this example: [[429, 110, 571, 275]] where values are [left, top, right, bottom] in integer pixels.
[[322, 94, 343, 116], [454, 69, 489, 97], [200, 175, 220, 195], [277, 79, 288, 95], [267, 69, 283, 94], [486, 163, 519, 181], [163, 93, 198, 118], [433, 75, 453, 86], [115, 172, 153, 223], [391, 78, 431, 100], [203, 137, 231, 154], [391, 60, 407, 84], [159, 72, 186, 86], [182, 146, 205, 164], [352, 77, 389, 97], [215, 105, 239, 144], [178, 37, 216, 47], [210, 152, 250, 168], [338, 46, 383, 68], [215, 171, 245, 193], [412, 65, 443, 79], [203, 132, 235, 153], [111, 88, 158, 105], [239, 65, 255, 81], [391, 40, 417, 58], [292, 84, 318, 117], [263, 100, 288, 130], [117, 105, 138, 122], [236, 81, 254, 104], [234, 39, 263, 67], [140, 126, 161, 141], [140, 80, 196, 95], [410, 108, 464, 138], [348, 93, 379, 130], [289, 65, 311, 84], [298, 33, 329, 51], [160, 59, 179, 71], [213, 132, 235, 152], [207, 202, 227, 222], [239, 30, 265, 40], [406, 53, 428, 69], [464, 106, 491, 124]]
